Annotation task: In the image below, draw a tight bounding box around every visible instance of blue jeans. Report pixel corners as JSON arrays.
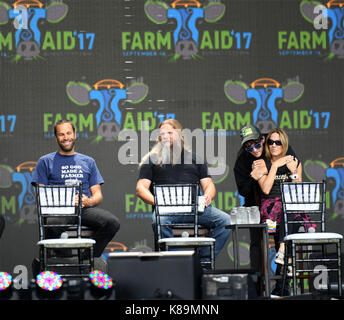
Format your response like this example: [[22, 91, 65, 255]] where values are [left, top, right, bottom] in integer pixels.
[[152, 205, 231, 260]]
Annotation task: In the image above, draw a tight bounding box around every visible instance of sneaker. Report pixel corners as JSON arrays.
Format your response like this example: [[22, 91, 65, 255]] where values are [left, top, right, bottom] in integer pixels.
[[271, 287, 290, 298], [275, 251, 285, 265], [287, 265, 300, 277]]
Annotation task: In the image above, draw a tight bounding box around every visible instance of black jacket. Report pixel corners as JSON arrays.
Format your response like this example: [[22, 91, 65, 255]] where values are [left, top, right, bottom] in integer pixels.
[[234, 138, 297, 207]]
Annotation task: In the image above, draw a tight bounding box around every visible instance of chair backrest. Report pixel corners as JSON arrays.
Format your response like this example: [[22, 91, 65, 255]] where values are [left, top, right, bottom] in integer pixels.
[[280, 181, 326, 235], [35, 184, 83, 240], [153, 183, 200, 240]]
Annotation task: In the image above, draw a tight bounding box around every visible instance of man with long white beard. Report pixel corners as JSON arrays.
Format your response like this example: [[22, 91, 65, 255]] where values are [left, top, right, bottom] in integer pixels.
[[136, 119, 231, 264]]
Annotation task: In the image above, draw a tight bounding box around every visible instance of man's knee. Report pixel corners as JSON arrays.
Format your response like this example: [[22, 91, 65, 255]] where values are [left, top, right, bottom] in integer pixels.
[[222, 212, 231, 226], [207, 206, 231, 227], [107, 215, 120, 236]]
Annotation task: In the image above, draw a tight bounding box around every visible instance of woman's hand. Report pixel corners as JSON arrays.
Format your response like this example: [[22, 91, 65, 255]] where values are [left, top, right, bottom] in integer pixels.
[[286, 156, 298, 173], [273, 155, 293, 168]]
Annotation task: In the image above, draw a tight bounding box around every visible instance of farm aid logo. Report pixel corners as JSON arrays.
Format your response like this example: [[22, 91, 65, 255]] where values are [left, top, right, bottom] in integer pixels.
[[304, 157, 344, 220], [0, 0, 95, 61], [278, 0, 344, 60], [0, 161, 37, 225], [202, 77, 331, 135], [122, 0, 253, 61], [43, 78, 154, 142]]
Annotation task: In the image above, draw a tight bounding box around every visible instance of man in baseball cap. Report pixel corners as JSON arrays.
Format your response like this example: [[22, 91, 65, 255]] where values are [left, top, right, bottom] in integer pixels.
[[234, 124, 298, 297], [240, 125, 262, 146]]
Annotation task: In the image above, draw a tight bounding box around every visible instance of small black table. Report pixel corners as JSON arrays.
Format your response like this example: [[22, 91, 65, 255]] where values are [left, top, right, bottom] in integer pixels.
[[226, 224, 270, 298]]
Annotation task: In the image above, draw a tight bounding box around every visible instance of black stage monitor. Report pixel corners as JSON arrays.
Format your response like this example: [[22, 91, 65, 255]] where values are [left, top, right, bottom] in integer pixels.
[[107, 251, 202, 300]]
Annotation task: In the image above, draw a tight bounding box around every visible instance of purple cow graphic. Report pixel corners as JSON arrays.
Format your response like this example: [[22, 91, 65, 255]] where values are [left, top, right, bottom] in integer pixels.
[[300, 0, 344, 59], [66, 78, 148, 141], [144, 0, 225, 60], [224, 77, 304, 133], [0, 0, 68, 61]]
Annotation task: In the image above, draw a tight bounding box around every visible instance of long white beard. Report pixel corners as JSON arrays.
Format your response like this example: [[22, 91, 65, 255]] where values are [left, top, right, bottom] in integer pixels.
[[151, 140, 182, 166]]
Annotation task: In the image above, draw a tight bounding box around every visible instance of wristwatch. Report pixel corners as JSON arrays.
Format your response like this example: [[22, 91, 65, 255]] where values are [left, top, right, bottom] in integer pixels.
[[290, 173, 298, 180]]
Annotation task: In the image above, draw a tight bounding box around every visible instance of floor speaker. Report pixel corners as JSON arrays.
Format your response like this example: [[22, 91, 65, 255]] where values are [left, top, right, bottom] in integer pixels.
[[202, 269, 260, 300], [107, 251, 202, 300]]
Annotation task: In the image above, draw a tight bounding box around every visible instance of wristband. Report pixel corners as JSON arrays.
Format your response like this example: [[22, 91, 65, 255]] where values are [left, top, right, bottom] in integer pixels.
[[290, 173, 298, 180]]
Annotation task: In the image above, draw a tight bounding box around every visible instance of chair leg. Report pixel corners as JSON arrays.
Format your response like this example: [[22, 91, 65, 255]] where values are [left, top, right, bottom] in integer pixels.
[[210, 244, 215, 270], [292, 241, 297, 296], [299, 246, 304, 294], [281, 242, 289, 294], [337, 241, 342, 297], [39, 246, 45, 273], [43, 247, 48, 272], [90, 246, 94, 272], [78, 248, 83, 275]]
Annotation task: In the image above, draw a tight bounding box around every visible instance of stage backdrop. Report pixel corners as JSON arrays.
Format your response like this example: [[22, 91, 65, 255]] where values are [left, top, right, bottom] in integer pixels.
[[0, 0, 343, 277]]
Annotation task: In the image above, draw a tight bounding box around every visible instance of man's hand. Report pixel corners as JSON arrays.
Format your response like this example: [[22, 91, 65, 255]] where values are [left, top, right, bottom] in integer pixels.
[[200, 177, 216, 207], [203, 194, 212, 207], [252, 159, 266, 170], [75, 184, 103, 208], [75, 194, 93, 208], [75, 193, 91, 208], [250, 160, 268, 181]]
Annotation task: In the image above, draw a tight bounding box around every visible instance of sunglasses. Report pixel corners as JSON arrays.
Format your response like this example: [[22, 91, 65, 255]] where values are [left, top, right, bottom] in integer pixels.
[[267, 139, 282, 146], [245, 140, 263, 153]]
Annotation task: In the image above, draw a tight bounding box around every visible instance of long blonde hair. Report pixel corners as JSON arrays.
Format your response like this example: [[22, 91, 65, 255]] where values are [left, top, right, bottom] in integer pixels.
[[139, 119, 190, 167], [265, 128, 289, 161]]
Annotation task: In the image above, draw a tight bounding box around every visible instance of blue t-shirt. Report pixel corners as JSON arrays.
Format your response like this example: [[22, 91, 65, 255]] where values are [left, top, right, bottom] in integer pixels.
[[31, 152, 104, 198]]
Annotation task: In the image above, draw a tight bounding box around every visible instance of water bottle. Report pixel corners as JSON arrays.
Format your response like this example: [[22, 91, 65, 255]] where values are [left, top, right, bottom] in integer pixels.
[[249, 206, 261, 224], [230, 207, 237, 225], [237, 207, 248, 224]]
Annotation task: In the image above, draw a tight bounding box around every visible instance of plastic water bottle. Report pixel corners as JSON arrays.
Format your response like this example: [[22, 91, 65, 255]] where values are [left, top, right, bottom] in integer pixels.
[[237, 207, 249, 224], [249, 206, 261, 224], [230, 207, 237, 225]]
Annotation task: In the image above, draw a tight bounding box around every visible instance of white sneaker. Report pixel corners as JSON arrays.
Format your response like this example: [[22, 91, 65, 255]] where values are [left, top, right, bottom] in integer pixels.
[[287, 265, 300, 277], [275, 251, 285, 265]]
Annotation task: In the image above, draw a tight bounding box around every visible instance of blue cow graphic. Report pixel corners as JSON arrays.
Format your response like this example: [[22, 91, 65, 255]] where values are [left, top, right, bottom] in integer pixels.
[[0, 161, 37, 224], [224, 77, 304, 132], [66, 78, 148, 141], [145, 0, 225, 60], [304, 158, 344, 220], [0, 0, 68, 61], [300, 0, 344, 59]]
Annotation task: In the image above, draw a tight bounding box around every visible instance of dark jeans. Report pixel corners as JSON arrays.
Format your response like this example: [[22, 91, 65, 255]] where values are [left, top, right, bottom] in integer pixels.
[[81, 207, 120, 257], [250, 226, 289, 294], [46, 206, 120, 257]]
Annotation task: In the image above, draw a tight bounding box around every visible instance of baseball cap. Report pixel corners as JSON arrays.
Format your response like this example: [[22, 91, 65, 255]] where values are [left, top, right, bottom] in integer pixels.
[[240, 125, 261, 146]]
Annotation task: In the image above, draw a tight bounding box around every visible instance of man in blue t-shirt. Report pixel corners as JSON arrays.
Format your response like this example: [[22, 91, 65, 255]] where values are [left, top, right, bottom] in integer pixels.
[[32, 119, 120, 257]]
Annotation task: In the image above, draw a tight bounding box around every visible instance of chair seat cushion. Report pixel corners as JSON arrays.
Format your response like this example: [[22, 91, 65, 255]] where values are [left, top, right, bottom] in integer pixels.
[[158, 237, 215, 246], [37, 238, 96, 248], [284, 232, 343, 241]]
